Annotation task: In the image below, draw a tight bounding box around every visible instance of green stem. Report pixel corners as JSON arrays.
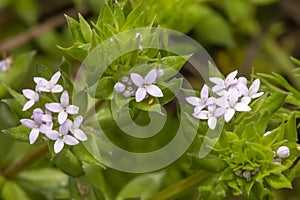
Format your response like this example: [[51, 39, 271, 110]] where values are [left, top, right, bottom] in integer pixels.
[[148, 171, 211, 200], [2, 141, 49, 179]]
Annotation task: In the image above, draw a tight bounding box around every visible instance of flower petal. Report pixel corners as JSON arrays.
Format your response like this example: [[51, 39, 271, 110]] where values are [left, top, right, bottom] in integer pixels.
[[46, 103, 63, 113], [194, 105, 205, 114], [208, 116, 217, 130], [146, 85, 163, 97], [46, 130, 59, 140], [251, 92, 264, 99], [64, 135, 79, 145], [209, 77, 223, 85], [144, 69, 157, 84], [215, 107, 225, 117], [74, 129, 87, 141], [193, 110, 209, 120], [29, 129, 40, 144], [50, 71, 61, 84], [60, 91, 69, 107], [130, 73, 144, 87], [22, 89, 35, 99], [200, 84, 209, 99], [58, 111, 68, 124], [20, 119, 35, 128], [54, 139, 64, 153], [33, 77, 47, 85], [135, 87, 147, 102], [66, 105, 79, 114], [224, 108, 235, 122], [226, 70, 238, 82], [22, 100, 35, 111], [39, 124, 51, 134], [235, 103, 251, 112], [185, 96, 200, 106], [249, 79, 260, 95], [74, 116, 83, 128], [51, 85, 63, 93], [59, 120, 71, 134]]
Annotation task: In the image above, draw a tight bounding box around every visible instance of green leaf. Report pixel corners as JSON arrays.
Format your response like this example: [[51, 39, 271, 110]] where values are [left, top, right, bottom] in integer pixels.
[[65, 15, 85, 42], [73, 90, 88, 116], [51, 147, 85, 178], [71, 142, 105, 168], [284, 113, 297, 142], [190, 154, 227, 173], [121, 1, 145, 30], [17, 168, 68, 199], [116, 171, 165, 200], [1, 125, 34, 143], [291, 56, 300, 67], [265, 174, 292, 189], [158, 78, 183, 105], [58, 42, 90, 62], [208, 61, 224, 83], [159, 55, 191, 80], [79, 14, 93, 42], [193, 5, 234, 47], [2, 181, 30, 200], [91, 76, 115, 100]]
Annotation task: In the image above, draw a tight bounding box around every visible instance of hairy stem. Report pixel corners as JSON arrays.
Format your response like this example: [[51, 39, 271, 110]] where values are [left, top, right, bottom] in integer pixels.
[[148, 171, 211, 200], [2, 141, 49, 179]]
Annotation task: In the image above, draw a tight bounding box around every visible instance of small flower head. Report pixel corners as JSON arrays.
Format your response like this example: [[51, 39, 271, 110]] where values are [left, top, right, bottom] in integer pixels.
[[45, 91, 79, 124], [34, 71, 63, 93], [46, 128, 79, 153], [131, 69, 163, 102], [61, 116, 87, 141]]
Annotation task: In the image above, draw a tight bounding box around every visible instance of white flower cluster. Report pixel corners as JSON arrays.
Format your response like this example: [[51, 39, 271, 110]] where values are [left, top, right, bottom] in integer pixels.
[[114, 68, 164, 102], [20, 71, 87, 153], [186, 70, 264, 129]]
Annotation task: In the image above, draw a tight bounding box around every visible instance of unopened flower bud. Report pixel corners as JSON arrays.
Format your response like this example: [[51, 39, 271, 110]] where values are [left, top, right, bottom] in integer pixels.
[[122, 90, 132, 98], [114, 82, 125, 93], [121, 76, 129, 83], [276, 146, 290, 158], [156, 68, 164, 78]]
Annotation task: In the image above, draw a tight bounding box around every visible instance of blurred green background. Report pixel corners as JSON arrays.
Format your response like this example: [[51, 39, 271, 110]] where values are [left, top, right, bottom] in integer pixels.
[[0, 0, 300, 199]]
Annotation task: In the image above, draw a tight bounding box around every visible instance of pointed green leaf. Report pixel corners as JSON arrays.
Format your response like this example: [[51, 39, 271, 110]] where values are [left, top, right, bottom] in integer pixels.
[[265, 174, 292, 189]]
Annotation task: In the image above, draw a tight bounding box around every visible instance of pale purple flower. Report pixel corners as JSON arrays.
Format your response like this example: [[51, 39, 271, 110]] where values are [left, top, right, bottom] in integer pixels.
[[215, 90, 251, 122], [185, 84, 215, 115], [242, 79, 264, 103], [130, 69, 163, 102], [45, 91, 79, 124], [276, 146, 290, 158], [20, 113, 52, 144], [61, 116, 87, 141], [34, 71, 63, 93], [193, 105, 223, 130], [210, 70, 238, 96], [22, 89, 39, 111], [46, 124, 79, 153]]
